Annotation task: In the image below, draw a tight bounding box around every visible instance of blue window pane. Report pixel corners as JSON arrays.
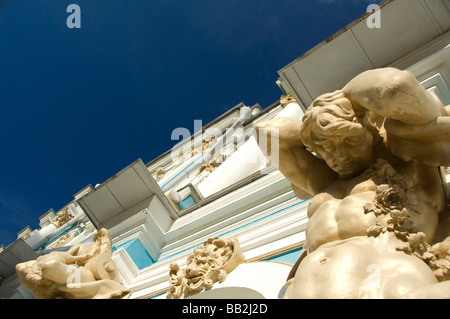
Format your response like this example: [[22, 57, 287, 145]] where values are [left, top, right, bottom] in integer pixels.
[[113, 238, 154, 270], [177, 195, 196, 210]]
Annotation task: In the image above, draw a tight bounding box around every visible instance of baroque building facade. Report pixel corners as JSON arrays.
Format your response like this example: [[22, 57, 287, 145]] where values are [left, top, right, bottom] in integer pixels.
[[0, 0, 449, 299]]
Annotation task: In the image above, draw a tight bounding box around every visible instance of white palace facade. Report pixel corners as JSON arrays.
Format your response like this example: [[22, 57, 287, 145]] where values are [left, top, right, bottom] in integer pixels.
[[0, 0, 449, 299]]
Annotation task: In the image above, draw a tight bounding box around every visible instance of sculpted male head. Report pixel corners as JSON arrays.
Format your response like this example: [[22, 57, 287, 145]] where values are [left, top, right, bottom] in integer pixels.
[[301, 90, 380, 177]]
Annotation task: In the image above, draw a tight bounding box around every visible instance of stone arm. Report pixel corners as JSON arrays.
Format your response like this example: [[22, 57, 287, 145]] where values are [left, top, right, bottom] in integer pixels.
[[254, 117, 338, 198], [343, 67, 450, 166], [383, 111, 450, 166], [343, 67, 443, 124]]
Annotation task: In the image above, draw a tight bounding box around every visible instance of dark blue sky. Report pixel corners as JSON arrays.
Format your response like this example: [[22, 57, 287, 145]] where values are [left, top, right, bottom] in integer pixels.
[[0, 0, 382, 246]]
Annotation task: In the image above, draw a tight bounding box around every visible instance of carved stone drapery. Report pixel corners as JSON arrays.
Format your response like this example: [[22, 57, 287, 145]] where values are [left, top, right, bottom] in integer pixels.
[[166, 237, 245, 299]]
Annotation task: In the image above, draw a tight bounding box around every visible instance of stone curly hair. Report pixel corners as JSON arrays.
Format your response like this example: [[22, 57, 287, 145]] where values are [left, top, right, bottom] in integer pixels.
[[300, 90, 383, 150]]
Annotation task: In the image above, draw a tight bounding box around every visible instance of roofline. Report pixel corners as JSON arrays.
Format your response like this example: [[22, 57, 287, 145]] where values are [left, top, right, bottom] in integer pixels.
[[278, 0, 395, 74]]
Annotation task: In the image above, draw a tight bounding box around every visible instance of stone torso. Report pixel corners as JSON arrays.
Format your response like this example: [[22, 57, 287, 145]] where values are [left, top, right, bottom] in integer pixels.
[[285, 157, 446, 298], [305, 157, 444, 253]]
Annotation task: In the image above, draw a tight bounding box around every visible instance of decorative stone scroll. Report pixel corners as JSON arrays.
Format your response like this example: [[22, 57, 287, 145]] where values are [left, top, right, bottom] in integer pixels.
[[166, 237, 245, 299]]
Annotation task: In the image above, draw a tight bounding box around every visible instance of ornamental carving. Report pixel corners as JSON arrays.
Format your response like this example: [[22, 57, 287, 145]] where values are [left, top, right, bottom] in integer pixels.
[[363, 159, 418, 240], [198, 157, 220, 174], [51, 207, 74, 228], [153, 166, 167, 182], [166, 237, 245, 299], [363, 160, 450, 282], [280, 93, 297, 108]]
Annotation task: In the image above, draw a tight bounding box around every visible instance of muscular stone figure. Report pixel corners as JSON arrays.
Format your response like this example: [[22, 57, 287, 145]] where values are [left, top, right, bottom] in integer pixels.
[[254, 68, 450, 298]]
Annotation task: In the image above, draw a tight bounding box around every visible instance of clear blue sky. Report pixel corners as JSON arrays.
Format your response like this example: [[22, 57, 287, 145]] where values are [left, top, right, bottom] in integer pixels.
[[0, 0, 382, 246]]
